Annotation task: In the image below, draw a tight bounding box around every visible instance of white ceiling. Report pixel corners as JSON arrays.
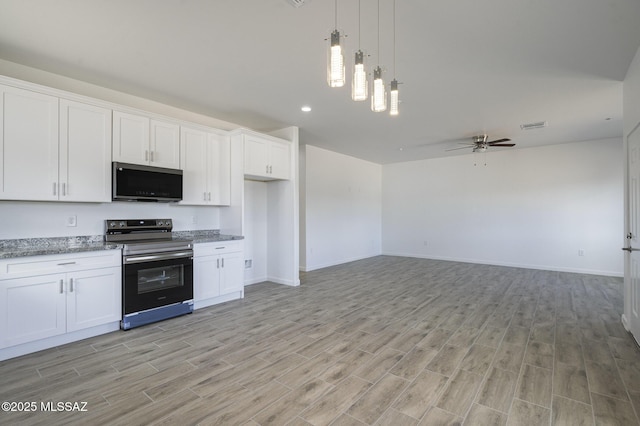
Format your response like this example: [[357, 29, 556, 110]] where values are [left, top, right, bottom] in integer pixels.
[[0, 0, 639, 164]]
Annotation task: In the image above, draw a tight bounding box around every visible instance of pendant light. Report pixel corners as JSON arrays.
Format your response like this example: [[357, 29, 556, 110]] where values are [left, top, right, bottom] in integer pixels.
[[389, 0, 399, 116], [371, 0, 387, 112], [389, 79, 399, 115], [352, 0, 367, 101], [327, 0, 345, 88]]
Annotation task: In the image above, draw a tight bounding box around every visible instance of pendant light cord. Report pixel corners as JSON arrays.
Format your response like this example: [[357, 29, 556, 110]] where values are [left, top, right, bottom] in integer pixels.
[[335, 0, 338, 29], [393, 0, 396, 77], [358, 0, 361, 49], [377, 0, 380, 61]]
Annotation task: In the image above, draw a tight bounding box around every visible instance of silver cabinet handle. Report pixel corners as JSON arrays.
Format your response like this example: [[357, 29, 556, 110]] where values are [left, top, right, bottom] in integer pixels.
[[217, 258, 220, 268], [60, 279, 64, 294], [221, 258, 225, 268], [269, 165, 273, 174], [215, 246, 225, 250], [266, 164, 269, 173], [150, 151, 154, 162], [622, 247, 640, 252], [57, 261, 76, 266], [69, 278, 74, 292], [62, 183, 66, 196], [53, 182, 57, 196], [208, 192, 211, 201], [145, 150, 149, 161], [204, 192, 207, 201]]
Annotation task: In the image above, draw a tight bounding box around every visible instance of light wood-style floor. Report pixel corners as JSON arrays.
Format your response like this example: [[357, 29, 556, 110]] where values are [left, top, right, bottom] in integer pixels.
[[1, 256, 639, 425]]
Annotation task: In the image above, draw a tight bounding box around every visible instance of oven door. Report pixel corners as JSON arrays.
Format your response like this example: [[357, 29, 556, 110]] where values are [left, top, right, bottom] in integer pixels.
[[123, 251, 193, 314]]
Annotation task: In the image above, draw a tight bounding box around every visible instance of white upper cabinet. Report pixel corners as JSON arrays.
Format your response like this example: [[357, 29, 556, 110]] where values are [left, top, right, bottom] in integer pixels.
[[180, 126, 230, 206], [242, 132, 291, 181], [113, 111, 180, 169], [0, 85, 59, 201], [0, 86, 111, 202], [59, 100, 111, 202], [150, 119, 181, 169]]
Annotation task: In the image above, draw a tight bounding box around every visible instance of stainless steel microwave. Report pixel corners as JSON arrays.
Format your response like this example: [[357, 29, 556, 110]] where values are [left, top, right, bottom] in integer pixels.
[[112, 162, 183, 202]]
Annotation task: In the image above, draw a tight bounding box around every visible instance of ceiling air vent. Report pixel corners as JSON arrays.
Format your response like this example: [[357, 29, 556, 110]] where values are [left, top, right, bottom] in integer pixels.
[[285, 0, 310, 7], [520, 121, 548, 130]]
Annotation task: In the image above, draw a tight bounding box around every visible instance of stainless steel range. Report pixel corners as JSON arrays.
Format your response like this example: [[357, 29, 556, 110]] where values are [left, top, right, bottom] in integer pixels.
[[105, 219, 194, 330]]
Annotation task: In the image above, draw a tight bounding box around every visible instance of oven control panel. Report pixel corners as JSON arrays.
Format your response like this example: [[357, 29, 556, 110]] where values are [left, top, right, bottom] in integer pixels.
[[105, 219, 173, 232]]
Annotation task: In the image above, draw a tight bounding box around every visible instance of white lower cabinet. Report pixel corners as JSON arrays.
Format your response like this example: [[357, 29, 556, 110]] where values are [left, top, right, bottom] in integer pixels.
[[194, 241, 244, 309], [1, 274, 67, 347], [65, 267, 121, 332], [0, 250, 121, 357]]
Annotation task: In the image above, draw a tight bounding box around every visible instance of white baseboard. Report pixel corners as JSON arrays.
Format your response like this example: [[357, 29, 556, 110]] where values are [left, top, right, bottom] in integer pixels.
[[622, 314, 630, 331], [244, 276, 300, 287], [381, 251, 623, 277], [0, 322, 120, 362], [301, 253, 381, 272]]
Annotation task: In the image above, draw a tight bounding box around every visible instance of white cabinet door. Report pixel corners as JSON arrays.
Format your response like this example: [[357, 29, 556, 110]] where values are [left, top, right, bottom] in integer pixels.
[[1, 85, 59, 201], [150, 119, 180, 169], [114, 112, 181, 169], [242, 133, 291, 181], [244, 136, 270, 177], [219, 251, 244, 295], [269, 140, 291, 180], [209, 133, 231, 206], [112, 111, 149, 166], [194, 255, 221, 302], [0, 274, 66, 348], [59, 100, 112, 202], [181, 127, 231, 206], [66, 267, 121, 332], [180, 126, 209, 205]]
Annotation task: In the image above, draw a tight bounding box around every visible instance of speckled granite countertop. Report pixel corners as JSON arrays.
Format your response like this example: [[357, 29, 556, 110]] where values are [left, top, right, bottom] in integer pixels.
[[0, 230, 243, 259]]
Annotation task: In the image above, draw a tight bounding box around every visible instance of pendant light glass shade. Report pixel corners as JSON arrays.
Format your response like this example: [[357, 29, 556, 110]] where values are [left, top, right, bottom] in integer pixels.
[[352, 50, 368, 101], [389, 79, 399, 115], [327, 30, 345, 88], [371, 66, 387, 112]]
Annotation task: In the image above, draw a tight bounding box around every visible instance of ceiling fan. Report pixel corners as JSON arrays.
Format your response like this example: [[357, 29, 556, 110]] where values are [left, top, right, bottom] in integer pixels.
[[446, 135, 515, 152]]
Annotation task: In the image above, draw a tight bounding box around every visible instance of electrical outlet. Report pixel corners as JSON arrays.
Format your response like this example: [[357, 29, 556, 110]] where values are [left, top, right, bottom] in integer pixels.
[[245, 259, 252, 269], [66, 215, 77, 227], [578, 249, 585, 256], [191, 216, 198, 225]]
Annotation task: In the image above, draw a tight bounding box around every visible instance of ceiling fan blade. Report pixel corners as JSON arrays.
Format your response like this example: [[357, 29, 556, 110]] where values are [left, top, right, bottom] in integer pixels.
[[488, 143, 516, 147], [445, 146, 474, 151], [487, 138, 511, 144]]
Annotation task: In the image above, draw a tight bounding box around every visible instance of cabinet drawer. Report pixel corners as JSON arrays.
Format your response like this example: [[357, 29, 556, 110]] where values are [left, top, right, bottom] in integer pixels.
[[0, 250, 121, 279], [194, 241, 242, 257]]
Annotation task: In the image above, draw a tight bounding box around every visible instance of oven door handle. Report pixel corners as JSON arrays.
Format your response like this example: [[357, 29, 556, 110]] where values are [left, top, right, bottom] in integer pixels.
[[123, 251, 193, 264]]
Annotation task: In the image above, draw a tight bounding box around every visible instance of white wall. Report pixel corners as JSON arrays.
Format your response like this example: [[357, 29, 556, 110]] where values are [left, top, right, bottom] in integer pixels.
[[0, 201, 220, 239], [382, 138, 624, 276], [243, 180, 268, 284], [301, 145, 382, 271]]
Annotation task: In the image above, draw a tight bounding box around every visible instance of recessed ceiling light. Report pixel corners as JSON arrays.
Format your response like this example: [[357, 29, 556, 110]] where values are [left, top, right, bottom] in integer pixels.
[[301, 106, 312, 112]]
